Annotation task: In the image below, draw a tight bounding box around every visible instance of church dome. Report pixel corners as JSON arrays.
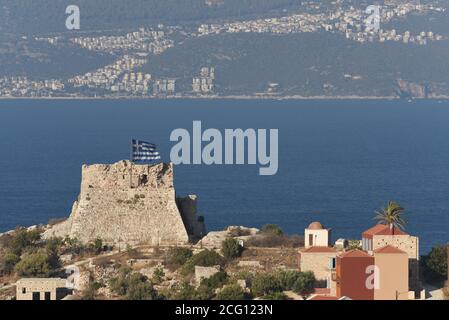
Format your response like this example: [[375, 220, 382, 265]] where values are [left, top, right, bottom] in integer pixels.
[[308, 221, 324, 230]]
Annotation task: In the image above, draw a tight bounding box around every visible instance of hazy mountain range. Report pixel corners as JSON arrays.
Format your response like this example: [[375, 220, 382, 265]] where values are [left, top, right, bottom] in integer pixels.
[[1, 0, 449, 98]]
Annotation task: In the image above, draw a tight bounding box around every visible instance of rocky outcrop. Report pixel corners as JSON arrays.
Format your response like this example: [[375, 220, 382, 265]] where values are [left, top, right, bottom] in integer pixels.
[[44, 160, 204, 246], [199, 226, 259, 249], [396, 79, 428, 99]]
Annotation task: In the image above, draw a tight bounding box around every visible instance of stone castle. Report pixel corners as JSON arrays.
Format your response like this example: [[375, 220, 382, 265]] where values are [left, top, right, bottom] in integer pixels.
[[44, 160, 206, 246]]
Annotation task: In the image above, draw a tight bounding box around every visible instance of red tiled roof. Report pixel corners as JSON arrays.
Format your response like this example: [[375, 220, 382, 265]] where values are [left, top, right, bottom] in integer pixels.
[[362, 224, 407, 239], [314, 288, 331, 295], [301, 246, 337, 253], [373, 245, 406, 254], [338, 249, 371, 259], [309, 295, 339, 300]]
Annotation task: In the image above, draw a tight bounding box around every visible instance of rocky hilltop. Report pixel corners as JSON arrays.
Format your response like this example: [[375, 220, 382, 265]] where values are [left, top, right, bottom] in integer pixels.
[[44, 160, 205, 246]]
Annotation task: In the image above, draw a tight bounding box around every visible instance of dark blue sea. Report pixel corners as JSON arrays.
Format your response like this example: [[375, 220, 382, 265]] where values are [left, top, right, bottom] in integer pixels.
[[1, 99, 448, 253]]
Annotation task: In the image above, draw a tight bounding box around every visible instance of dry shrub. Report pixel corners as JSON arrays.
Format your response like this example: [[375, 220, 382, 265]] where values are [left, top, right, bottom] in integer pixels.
[[246, 234, 303, 248]]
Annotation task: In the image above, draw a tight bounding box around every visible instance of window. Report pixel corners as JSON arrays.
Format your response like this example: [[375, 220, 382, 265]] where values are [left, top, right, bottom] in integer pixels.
[[22, 287, 26, 294], [44, 292, 51, 301], [329, 257, 336, 270]]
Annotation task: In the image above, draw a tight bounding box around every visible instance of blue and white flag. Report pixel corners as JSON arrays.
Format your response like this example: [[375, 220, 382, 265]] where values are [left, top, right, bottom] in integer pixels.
[[131, 139, 161, 163]]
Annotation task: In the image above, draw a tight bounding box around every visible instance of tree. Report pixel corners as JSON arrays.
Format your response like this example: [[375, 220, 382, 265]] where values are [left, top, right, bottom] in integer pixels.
[[45, 237, 62, 270], [9, 228, 41, 256], [275, 270, 303, 291], [221, 238, 242, 260], [0, 252, 20, 275], [423, 245, 448, 280], [14, 250, 51, 277], [374, 201, 406, 231], [251, 274, 282, 297], [293, 271, 315, 295], [216, 284, 246, 300], [348, 239, 362, 250]]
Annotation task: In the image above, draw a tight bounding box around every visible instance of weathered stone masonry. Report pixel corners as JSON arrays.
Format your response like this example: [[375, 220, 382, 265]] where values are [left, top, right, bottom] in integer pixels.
[[44, 161, 205, 246]]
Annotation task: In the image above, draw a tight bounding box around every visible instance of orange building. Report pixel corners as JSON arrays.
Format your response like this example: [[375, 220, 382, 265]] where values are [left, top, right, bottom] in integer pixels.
[[373, 245, 409, 300], [336, 250, 374, 300]]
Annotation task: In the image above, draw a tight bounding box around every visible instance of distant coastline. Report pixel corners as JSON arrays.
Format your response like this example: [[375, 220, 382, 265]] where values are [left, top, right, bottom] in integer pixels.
[[2, 95, 448, 101]]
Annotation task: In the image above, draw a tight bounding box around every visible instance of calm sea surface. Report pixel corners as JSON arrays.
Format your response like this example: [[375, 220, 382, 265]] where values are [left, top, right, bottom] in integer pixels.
[[0, 99, 448, 253]]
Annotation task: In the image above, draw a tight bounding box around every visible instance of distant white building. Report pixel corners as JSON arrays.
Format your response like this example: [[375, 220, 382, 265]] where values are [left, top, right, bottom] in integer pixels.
[[305, 221, 332, 248]]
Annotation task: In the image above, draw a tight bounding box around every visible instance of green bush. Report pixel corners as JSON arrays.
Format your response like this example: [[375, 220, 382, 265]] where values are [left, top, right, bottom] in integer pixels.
[[0, 252, 20, 275], [9, 228, 41, 255], [110, 267, 157, 300], [14, 250, 51, 277], [200, 271, 229, 290], [275, 270, 303, 291], [423, 245, 448, 282], [181, 250, 224, 275], [260, 224, 283, 236], [231, 270, 255, 286], [292, 271, 315, 295], [81, 281, 102, 300], [221, 238, 242, 260], [151, 267, 165, 285], [165, 247, 193, 268], [45, 237, 63, 270], [216, 284, 246, 300], [251, 274, 282, 297], [251, 270, 315, 297], [172, 282, 200, 300], [109, 267, 133, 295], [91, 238, 104, 254], [126, 274, 157, 300]]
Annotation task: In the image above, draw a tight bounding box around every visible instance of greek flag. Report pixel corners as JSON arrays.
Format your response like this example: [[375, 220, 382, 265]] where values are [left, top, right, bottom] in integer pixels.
[[131, 139, 161, 163]]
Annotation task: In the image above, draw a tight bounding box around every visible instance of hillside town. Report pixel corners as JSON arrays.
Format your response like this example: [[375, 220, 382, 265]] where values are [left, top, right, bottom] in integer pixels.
[[71, 28, 174, 54], [0, 161, 447, 301], [0, 77, 64, 97], [0, 1, 448, 98], [197, 2, 446, 45]]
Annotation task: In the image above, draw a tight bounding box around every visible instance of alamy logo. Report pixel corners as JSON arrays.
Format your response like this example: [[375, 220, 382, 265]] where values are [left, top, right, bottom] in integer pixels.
[[66, 5, 80, 30], [170, 121, 279, 176], [365, 5, 381, 33], [65, 265, 80, 289], [365, 265, 380, 290]]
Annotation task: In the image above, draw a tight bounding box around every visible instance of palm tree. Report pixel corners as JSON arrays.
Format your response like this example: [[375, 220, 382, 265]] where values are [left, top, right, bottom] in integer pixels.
[[374, 201, 407, 231]]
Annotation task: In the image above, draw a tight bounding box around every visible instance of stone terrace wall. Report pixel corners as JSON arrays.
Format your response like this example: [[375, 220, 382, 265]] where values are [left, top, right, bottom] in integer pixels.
[[44, 161, 192, 246]]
